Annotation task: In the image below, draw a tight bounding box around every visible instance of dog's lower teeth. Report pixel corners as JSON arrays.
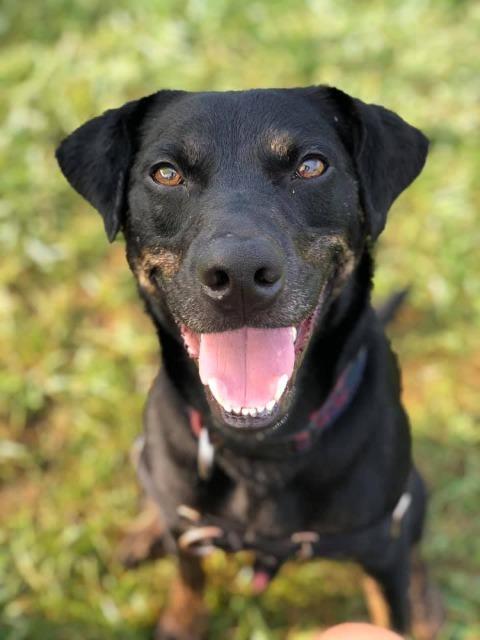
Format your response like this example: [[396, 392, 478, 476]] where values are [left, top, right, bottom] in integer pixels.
[[222, 402, 280, 418], [223, 406, 272, 417]]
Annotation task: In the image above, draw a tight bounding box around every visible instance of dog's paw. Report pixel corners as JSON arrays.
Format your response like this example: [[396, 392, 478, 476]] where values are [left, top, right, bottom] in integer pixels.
[[154, 588, 208, 640], [154, 617, 206, 640], [117, 500, 166, 568]]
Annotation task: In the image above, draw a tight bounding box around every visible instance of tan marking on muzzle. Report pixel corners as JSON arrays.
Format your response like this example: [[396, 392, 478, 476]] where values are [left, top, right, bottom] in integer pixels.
[[305, 234, 354, 267], [304, 234, 357, 295], [133, 248, 182, 292]]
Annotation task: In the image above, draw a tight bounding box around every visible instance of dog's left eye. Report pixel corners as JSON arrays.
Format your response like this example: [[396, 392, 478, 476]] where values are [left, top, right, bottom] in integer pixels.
[[296, 155, 328, 179], [151, 163, 184, 186]]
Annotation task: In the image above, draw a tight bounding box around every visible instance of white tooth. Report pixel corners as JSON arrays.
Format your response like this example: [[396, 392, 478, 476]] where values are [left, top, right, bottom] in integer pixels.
[[207, 378, 222, 404], [241, 408, 249, 416], [207, 380, 232, 413], [249, 408, 257, 417], [256, 406, 265, 414], [266, 400, 276, 412], [291, 327, 297, 342], [274, 375, 289, 401], [233, 406, 241, 415]]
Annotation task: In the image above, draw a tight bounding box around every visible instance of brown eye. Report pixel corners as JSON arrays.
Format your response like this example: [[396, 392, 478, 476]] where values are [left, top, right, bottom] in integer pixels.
[[151, 163, 183, 186], [296, 156, 327, 179]]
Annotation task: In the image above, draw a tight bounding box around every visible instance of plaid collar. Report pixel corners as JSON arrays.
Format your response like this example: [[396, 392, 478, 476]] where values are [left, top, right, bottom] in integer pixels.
[[189, 346, 368, 472], [288, 345, 368, 453]]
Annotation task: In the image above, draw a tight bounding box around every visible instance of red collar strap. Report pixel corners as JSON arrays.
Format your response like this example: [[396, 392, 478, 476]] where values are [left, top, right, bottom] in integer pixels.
[[292, 345, 368, 452], [189, 346, 368, 467]]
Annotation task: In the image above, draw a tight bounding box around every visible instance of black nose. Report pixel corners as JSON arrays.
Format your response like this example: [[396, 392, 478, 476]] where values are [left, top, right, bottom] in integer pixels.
[[196, 236, 285, 312]]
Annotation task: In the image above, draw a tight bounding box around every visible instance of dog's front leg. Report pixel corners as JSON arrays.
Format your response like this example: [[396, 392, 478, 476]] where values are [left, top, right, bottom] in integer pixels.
[[118, 497, 167, 568], [363, 539, 412, 635], [155, 552, 207, 640]]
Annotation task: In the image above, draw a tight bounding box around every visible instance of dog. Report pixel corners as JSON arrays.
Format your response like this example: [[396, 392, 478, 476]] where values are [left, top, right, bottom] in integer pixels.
[[56, 86, 443, 639]]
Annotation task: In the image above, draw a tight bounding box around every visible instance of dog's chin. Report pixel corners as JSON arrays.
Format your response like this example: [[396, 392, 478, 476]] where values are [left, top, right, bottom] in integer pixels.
[[179, 288, 327, 433]]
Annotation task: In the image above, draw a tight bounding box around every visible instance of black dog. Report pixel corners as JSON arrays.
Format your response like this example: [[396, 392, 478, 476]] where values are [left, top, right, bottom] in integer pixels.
[[56, 86, 443, 639]]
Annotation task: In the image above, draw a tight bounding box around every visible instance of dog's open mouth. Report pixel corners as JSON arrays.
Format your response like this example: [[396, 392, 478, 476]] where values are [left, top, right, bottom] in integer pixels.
[[180, 302, 322, 430]]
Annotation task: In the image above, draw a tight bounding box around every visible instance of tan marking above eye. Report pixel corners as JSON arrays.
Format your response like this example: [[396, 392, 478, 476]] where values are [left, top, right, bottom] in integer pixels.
[[151, 163, 183, 186], [269, 132, 293, 159], [296, 156, 327, 179]]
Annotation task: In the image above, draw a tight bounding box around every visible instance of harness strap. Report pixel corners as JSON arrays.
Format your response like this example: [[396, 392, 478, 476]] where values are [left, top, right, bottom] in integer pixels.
[[175, 487, 412, 561], [131, 404, 413, 592]]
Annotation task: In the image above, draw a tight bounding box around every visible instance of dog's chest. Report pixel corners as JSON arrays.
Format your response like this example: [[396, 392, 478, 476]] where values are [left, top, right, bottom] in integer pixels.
[[210, 471, 306, 541]]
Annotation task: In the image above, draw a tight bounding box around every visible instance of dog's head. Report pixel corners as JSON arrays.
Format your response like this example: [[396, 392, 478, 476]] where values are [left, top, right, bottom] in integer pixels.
[[57, 87, 427, 431]]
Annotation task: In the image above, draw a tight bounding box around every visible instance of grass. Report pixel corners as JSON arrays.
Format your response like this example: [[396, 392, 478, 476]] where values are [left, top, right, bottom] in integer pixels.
[[1, 0, 479, 638]]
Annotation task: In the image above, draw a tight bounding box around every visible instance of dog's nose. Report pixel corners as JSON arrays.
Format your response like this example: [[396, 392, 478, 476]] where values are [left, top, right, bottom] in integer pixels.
[[196, 236, 285, 312]]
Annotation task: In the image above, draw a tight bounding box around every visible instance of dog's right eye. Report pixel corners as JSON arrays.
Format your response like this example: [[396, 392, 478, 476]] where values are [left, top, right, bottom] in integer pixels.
[[151, 163, 184, 186], [295, 155, 328, 180]]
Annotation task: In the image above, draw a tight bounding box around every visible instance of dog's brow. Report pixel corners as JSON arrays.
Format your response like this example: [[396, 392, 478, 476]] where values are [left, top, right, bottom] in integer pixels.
[[151, 139, 210, 168], [267, 131, 296, 160], [181, 136, 211, 167]]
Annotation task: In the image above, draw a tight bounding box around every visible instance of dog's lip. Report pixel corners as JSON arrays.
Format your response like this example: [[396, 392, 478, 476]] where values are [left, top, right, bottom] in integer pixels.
[[205, 384, 288, 431], [179, 283, 328, 431]]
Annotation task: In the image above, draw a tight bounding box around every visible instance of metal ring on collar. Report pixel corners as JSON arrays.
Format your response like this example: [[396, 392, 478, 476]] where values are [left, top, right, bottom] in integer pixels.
[[291, 531, 320, 559], [177, 504, 202, 523], [178, 526, 223, 557]]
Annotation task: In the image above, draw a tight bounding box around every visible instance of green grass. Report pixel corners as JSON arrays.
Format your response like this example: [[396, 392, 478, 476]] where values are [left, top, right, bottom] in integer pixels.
[[1, 1, 479, 638]]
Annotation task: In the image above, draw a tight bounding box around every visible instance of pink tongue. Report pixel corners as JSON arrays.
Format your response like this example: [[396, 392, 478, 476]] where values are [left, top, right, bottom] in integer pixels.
[[199, 327, 295, 409]]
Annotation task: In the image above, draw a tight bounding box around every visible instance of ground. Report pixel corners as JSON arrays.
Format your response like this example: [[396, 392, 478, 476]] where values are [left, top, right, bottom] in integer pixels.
[[1, 1, 479, 638]]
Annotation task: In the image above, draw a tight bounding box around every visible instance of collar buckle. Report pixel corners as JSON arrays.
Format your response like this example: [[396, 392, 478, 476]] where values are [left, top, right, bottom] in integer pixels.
[[197, 427, 215, 480], [390, 492, 412, 538]]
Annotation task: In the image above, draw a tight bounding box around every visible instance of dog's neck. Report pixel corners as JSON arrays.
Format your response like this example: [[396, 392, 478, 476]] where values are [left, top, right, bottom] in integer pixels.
[[147, 250, 374, 430]]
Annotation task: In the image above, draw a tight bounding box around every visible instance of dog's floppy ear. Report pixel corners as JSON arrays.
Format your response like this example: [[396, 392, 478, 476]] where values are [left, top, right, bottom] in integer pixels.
[[325, 87, 429, 239], [56, 91, 180, 241]]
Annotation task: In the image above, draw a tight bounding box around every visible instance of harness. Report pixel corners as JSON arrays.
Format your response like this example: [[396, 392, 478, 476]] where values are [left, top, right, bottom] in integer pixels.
[[172, 485, 412, 591], [176, 490, 412, 561], [134, 345, 412, 589]]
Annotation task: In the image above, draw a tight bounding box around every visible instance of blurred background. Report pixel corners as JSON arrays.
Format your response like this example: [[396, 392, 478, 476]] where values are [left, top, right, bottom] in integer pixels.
[[1, 1, 479, 638]]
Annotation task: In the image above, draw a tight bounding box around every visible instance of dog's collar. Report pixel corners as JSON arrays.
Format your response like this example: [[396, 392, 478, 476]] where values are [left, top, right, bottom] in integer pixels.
[[190, 346, 368, 479]]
